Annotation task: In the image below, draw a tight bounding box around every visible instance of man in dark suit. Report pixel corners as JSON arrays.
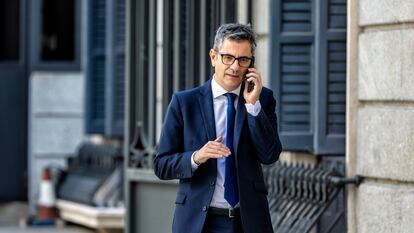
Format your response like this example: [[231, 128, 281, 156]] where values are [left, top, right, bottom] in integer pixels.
[[154, 23, 282, 233]]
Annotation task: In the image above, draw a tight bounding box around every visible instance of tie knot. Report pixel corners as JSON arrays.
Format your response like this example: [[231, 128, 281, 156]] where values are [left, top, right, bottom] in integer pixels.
[[224, 93, 236, 103]]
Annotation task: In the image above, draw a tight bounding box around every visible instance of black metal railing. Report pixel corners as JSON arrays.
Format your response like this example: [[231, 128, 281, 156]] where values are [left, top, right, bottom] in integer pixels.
[[129, 122, 157, 169], [263, 162, 362, 233]]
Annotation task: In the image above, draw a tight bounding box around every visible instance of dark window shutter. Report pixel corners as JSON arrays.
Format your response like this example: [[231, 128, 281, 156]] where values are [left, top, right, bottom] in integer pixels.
[[328, 0, 346, 29], [327, 41, 346, 135], [272, 0, 314, 152], [280, 44, 311, 133], [281, 0, 312, 32], [86, 0, 106, 133], [315, 0, 346, 154], [271, 0, 347, 154], [105, 0, 126, 137], [86, 0, 125, 137]]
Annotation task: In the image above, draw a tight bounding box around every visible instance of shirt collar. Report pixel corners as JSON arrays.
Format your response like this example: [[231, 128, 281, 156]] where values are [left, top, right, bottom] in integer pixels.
[[211, 74, 241, 99]]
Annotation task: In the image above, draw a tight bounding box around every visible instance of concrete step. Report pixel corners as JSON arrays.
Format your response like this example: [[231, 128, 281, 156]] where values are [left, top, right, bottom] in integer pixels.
[[0, 202, 28, 226], [0, 226, 94, 233]]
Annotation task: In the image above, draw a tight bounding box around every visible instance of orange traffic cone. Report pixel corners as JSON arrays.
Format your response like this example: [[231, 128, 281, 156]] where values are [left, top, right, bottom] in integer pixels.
[[37, 167, 58, 220]]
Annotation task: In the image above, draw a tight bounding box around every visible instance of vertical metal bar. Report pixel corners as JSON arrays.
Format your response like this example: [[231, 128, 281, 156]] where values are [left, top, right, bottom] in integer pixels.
[[199, 0, 208, 84], [186, 0, 195, 88], [193, 0, 201, 87], [247, 0, 252, 24], [147, 0, 157, 166], [162, 0, 174, 117], [224, 0, 237, 23], [172, 0, 180, 92], [136, 0, 146, 134], [125, 0, 134, 230], [105, 0, 114, 135]]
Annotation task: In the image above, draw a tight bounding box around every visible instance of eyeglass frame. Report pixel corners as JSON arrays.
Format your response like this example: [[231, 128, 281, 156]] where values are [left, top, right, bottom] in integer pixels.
[[215, 51, 255, 68]]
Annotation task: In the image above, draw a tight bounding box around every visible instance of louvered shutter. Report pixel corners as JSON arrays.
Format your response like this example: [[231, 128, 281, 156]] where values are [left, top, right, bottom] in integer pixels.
[[271, 0, 314, 151], [271, 0, 347, 154], [86, 0, 106, 133], [105, 0, 125, 137], [315, 0, 346, 154], [86, 0, 126, 137]]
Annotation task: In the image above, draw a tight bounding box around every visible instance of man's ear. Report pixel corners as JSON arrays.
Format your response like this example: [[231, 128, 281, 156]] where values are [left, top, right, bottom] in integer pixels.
[[209, 49, 216, 67]]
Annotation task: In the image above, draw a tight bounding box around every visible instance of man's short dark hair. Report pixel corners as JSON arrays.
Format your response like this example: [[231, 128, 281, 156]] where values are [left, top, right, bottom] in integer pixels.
[[213, 23, 257, 53]]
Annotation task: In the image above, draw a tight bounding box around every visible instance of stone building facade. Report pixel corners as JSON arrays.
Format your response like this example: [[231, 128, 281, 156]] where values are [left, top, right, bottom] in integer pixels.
[[347, 0, 414, 232], [243, 0, 414, 232]]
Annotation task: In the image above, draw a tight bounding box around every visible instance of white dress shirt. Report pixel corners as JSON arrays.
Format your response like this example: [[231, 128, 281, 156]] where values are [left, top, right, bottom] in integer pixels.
[[191, 76, 261, 208]]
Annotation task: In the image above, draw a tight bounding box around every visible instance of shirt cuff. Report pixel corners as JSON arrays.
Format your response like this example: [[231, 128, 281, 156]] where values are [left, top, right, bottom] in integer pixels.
[[245, 100, 261, 116], [191, 151, 199, 171]]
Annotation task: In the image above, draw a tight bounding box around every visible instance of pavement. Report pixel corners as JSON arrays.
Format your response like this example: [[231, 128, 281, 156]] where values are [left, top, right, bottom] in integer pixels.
[[0, 202, 94, 233], [0, 226, 94, 233]]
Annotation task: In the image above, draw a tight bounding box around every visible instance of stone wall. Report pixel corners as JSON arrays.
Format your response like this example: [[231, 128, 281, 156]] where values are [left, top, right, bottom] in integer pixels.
[[28, 72, 85, 214], [349, 0, 414, 232], [252, 0, 270, 87]]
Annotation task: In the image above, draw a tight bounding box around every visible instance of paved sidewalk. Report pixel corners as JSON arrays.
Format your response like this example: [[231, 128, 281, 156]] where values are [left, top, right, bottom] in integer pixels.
[[0, 226, 94, 233], [0, 202, 95, 233]]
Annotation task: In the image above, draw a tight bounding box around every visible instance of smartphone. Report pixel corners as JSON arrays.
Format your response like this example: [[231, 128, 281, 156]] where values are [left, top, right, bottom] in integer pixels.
[[244, 57, 255, 93]]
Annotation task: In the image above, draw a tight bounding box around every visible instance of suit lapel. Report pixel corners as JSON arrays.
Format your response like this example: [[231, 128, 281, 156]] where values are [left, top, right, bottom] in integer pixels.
[[234, 87, 247, 157], [198, 79, 216, 141]]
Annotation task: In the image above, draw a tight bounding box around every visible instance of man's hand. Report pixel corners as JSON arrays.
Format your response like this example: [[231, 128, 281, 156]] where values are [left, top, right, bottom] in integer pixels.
[[193, 136, 231, 165], [243, 66, 263, 104]]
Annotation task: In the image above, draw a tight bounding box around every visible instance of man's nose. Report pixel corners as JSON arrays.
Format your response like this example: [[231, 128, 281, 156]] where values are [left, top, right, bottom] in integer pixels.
[[230, 60, 241, 70]]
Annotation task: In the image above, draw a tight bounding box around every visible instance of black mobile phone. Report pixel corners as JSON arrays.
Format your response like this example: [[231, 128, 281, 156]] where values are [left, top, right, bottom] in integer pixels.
[[244, 57, 255, 93]]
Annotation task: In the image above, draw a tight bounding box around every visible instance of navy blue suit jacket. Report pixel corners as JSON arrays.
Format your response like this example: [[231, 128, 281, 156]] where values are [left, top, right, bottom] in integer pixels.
[[154, 79, 282, 233]]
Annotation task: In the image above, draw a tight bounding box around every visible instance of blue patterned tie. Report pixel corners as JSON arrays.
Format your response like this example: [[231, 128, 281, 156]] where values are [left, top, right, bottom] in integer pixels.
[[224, 93, 238, 207]]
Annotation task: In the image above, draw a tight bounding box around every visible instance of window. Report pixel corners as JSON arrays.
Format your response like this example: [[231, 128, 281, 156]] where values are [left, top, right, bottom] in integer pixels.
[[0, 0, 20, 61], [85, 0, 126, 137], [41, 0, 75, 61], [29, 0, 80, 70], [270, 0, 347, 155]]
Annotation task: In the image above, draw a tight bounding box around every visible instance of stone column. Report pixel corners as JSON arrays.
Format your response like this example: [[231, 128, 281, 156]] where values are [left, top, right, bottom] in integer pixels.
[[349, 0, 414, 232]]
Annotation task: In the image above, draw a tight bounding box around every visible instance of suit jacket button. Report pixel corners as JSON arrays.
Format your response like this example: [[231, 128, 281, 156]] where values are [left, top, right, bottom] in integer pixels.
[[202, 206, 207, 212], [210, 181, 215, 186]]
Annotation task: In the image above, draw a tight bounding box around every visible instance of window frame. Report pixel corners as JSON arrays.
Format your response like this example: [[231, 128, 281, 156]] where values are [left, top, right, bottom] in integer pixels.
[[29, 0, 81, 71]]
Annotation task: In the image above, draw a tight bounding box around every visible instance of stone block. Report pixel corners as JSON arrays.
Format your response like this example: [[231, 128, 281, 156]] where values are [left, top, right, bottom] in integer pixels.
[[357, 104, 414, 181], [359, 0, 414, 26], [256, 37, 269, 86], [357, 182, 414, 233], [31, 72, 85, 113], [237, 0, 249, 24], [358, 29, 414, 101], [253, 0, 269, 35], [31, 117, 84, 155]]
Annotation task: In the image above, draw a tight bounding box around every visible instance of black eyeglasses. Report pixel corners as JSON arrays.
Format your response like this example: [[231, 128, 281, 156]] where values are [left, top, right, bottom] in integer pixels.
[[215, 51, 254, 68]]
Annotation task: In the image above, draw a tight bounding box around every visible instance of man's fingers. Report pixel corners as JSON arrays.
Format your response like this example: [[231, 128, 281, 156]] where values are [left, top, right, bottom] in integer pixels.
[[214, 136, 223, 142], [208, 142, 229, 150], [208, 148, 230, 155], [200, 136, 231, 159], [208, 146, 230, 155], [206, 152, 229, 158]]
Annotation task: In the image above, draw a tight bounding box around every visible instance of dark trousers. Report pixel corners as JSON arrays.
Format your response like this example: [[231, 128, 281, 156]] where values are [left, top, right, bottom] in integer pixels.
[[202, 214, 244, 233]]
